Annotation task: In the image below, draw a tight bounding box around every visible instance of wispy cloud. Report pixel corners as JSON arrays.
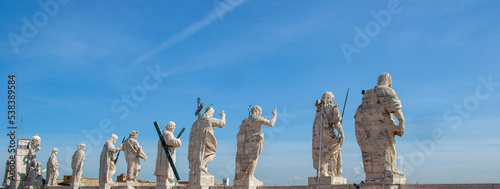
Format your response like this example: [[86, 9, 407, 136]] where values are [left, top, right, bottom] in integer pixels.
[[130, 0, 248, 67], [287, 175, 305, 181]]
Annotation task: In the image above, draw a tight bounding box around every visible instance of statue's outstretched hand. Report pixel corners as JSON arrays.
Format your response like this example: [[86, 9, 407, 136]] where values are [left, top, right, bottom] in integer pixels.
[[220, 110, 225, 118], [272, 108, 277, 116]]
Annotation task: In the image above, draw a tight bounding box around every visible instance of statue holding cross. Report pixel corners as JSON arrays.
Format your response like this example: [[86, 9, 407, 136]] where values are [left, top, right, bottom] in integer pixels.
[[154, 121, 182, 187], [188, 98, 226, 189]]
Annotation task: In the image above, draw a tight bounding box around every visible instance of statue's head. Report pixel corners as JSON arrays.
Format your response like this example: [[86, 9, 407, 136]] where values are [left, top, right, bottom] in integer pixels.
[[31, 134, 41, 145], [79, 144, 86, 151], [129, 131, 139, 139], [52, 148, 58, 155], [109, 134, 118, 143], [377, 72, 392, 87], [166, 121, 176, 131], [322, 91, 335, 104], [251, 105, 262, 117], [202, 107, 214, 119]]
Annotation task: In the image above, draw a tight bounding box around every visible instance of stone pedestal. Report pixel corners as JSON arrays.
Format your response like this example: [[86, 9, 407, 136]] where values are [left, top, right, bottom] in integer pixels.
[[126, 180, 140, 189], [100, 182, 118, 189], [156, 179, 177, 189], [359, 184, 401, 189], [234, 178, 263, 189], [189, 172, 214, 189], [308, 176, 347, 189], [365, 172, 406, 185]]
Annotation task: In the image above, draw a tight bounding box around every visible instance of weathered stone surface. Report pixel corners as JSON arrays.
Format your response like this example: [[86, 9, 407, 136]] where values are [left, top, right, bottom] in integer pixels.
[[9, 136, 45, 188], [234, 105, 277, 189], [188, 107, 226, 189], [15, 183, 500, 189], [354, 73, 406, 184], [71, 144, 86, 188], [311, 92, 347, 185], [188, 172, 214, 189], [122, 131, 147, 183], [308, 176, 347, 186], [234, 177, 263, 189], [99, 134, 122, 189], [46, 148, 59, 186], [155, 121, 182, 188]]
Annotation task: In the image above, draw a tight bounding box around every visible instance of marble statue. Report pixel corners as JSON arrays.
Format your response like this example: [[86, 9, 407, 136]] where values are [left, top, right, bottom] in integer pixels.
[[25, 135, 45, 187], [188, 107, 226, 189], [154, 121, 182, 186], [312, 92, 345, 177], [71, 144, 86, 187], [26, 155, 44, 186], [99, 134, 122, 188], [354, 72, 406, 184], [122, 131, 147, 183], [234, 105, 277, 188], [308, 92, 347, 186], [45, 148, 59, 186]]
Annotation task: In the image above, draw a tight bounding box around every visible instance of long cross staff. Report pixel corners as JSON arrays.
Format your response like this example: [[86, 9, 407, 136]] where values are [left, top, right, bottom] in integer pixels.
[[114, 137, 126, 165], [154, 121, 181, 181], [341, 88, 349, 124]]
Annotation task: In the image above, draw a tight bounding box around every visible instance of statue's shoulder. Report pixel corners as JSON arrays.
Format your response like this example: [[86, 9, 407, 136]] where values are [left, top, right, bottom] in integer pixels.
[[360, 88, 376, 105], [241, 117, 250, 124], [163, 130, 175, 137], [374, 86, 397, 97]]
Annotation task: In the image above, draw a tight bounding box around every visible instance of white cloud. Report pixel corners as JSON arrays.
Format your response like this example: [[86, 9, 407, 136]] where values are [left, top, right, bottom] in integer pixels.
[[130, 0, 248, 67], [287, 175, 305, 181]]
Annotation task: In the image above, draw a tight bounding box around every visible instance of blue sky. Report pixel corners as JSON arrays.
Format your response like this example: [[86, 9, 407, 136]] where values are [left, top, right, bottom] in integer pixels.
[[1, 0, 500, 185]]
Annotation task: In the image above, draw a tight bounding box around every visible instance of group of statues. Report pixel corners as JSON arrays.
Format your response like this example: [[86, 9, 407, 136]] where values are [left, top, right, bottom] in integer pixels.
[[186, 105, 279, 189], [310, 72, 406, 186], [5, 72, 407, 188], [67, 131, 149, 188]]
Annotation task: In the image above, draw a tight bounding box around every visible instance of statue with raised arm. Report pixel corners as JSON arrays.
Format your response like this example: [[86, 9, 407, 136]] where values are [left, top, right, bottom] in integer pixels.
[[155, 121, 182, 187], [309, 91, 347, 186], [46, 148, 59, 186], [234, 105, 277, 188], [71, 144, 86, 187], [99, 134, 122, 188], [122, 131, 147, 183], [188, 107, 226, 189], [354, 72, 406, 184]]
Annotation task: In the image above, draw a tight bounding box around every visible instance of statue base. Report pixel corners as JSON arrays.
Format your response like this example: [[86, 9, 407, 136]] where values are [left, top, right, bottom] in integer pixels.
[[70, 182, 83, 189], [365, 172, 406, 185], [126, 180, 140, 189], [189, 172, 214, 189], [308, 176, 347, 186], [358, 184, 402, 189], [99, 182, 118, 189], [156, 179, 177, 189], [234, 178, 263, 189]]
